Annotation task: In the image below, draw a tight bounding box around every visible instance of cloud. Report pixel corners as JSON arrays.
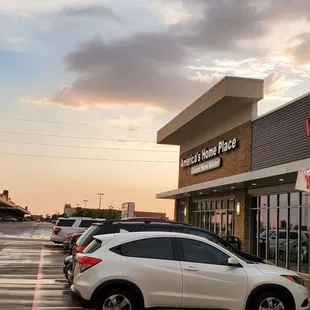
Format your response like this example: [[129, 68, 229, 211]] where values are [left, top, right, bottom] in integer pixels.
[[286, 33, 310, 66], [63, 4, 121, 22], [23, 0, 310, 112], [264, 72, 301, 98], [45, 33, 208, 111]]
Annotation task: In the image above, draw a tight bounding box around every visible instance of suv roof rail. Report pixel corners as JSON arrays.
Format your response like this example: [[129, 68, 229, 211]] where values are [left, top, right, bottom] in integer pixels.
[[92, 219, 192, 226]]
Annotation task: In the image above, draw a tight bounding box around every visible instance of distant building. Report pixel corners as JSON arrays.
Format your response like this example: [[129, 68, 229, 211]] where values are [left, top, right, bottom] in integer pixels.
[[0, 190, 31, 219], [64, 204, 75, 216], [121, 202, 167, 219]]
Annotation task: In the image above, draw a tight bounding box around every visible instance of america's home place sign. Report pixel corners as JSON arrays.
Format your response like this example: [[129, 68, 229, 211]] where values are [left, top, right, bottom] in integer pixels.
[[180, 138, 239, 169]]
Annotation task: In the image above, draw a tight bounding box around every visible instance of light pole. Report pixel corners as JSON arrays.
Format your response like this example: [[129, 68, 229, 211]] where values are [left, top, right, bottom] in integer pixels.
[[97, 193, 104, 210], [83, 200, 88, 208]]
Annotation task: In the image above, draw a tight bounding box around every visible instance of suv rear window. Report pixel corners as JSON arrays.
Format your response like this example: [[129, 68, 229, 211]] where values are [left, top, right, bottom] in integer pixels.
[[79, 220, 100, 228], [84, 239, 102, 254], [56, 219, 76, 227], [76, 224, 120, 247]]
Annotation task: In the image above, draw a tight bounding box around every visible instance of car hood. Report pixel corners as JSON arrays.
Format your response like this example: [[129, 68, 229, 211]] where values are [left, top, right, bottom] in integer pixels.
[[254, 263, 298, 276]]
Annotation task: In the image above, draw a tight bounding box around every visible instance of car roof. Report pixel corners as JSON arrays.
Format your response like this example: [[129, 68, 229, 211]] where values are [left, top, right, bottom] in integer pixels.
[[57, 217, 105, 220]]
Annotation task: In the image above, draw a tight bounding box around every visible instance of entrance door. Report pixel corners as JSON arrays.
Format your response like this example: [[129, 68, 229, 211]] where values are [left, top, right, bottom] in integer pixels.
[[215, 210, 228, 237]]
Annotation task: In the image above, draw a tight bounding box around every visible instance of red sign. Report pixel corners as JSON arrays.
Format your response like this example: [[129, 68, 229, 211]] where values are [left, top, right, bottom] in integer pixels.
[[306, 119, 310, 137], [306, 174, 310, 190]]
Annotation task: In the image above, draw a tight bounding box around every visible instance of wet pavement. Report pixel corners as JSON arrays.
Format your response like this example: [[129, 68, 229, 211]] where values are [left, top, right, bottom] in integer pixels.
[[0, 221, 91, 310]]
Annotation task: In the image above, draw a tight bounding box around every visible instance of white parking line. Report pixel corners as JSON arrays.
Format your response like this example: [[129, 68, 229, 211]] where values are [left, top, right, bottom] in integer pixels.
[[38, 308, 82, 310], [32, 246, 44, 310]]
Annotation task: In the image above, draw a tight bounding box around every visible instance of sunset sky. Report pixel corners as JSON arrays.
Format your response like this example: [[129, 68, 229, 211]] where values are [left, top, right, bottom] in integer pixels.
[[1, 0, 310, 218]]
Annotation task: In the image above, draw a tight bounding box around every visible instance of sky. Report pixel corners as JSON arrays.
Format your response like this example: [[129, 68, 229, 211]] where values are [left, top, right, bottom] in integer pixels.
[[1, 0, 310, 218]]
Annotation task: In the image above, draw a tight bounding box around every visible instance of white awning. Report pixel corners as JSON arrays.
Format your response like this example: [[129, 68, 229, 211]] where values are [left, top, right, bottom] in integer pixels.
[[156, 158, 310, 199]]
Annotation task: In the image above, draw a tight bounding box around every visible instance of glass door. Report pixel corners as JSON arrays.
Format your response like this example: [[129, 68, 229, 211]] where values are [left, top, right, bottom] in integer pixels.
[[215, 210, 228, 237]]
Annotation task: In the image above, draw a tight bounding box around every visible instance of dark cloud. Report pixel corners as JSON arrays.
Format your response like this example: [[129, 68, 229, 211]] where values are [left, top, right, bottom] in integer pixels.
[[63, 4, 121, 23], [54, 34, 206, 110], [46, 0, 310, 111], [174, 0, 267, 51]]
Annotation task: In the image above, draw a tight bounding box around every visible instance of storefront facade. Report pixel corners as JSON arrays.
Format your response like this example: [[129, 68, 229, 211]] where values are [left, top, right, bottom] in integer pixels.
[[156, 76, 310, 274]]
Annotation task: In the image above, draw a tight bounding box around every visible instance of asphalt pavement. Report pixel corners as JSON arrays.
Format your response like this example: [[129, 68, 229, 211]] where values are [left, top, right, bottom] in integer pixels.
[[0, 221, 90, 310]]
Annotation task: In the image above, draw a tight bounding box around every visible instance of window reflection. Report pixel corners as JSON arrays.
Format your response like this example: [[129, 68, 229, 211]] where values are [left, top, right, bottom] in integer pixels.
[[301, 193, 310, 274], [289, 193, 300, 271], [259, 196, 268, 259], [278, 194, 288, 269], [189, 198, 235, 237], [268, 195, 277, 264]]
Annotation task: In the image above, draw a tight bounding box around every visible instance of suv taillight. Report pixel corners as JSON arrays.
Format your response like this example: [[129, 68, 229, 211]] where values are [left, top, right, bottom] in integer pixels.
[[53, 227, 61, 235], [77, 256, 101, 272], [76, 246, 86, 253]]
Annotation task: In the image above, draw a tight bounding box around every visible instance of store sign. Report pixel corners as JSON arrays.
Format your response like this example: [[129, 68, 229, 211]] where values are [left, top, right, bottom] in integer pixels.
[[180, 138, 239, 168], [295, 169, 310, 192], [191, 157, 222, 175], [306, 119, 310, 137]]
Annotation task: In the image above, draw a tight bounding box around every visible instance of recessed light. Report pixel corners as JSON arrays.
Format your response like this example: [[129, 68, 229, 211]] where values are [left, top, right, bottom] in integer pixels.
[[199, 191, 203, 195], [213, 189, 217, 192], [231, 186, 235, 189], [252, 183, 256, 186], [279, 178, 284, 182]]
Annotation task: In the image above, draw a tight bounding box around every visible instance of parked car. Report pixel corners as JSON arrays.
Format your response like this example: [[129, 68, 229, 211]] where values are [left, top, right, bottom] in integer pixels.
[[70, 231, 309, 310], [64, 219, 266, 284], [51, 217, 106, 244], [63, 231, 84, 250], [260, 229, 309, 246]]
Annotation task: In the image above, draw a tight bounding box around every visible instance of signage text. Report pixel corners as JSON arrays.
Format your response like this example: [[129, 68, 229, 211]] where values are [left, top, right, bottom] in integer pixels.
[[191, 157, 222, 175], [306, 119, 310, 137], [180, 138, 239, 168]]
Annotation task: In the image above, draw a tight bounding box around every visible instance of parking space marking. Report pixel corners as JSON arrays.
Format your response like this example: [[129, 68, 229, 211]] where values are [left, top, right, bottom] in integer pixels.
[[32, 246, 44, 310], [38, 307, 82, 309]]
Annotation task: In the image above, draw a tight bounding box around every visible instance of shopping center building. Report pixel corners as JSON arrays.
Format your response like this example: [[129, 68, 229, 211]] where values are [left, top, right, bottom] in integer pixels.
[[156, 76, 310, 274]]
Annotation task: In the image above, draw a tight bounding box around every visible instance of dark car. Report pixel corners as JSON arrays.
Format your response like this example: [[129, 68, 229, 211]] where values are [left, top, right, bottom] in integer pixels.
[[64, 218, 265, 283]]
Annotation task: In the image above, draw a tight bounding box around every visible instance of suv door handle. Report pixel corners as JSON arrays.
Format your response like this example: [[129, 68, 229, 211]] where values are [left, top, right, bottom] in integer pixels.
[[183, 266, 198, 271]]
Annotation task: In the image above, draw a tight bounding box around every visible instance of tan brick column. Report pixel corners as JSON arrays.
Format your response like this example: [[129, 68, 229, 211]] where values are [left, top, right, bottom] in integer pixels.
[[234, 190, 250, 252]]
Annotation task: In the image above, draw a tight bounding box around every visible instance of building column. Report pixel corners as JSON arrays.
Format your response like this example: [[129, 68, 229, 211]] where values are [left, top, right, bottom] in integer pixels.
[[183, 198, 190, 224], [234, 190, 250, 252]]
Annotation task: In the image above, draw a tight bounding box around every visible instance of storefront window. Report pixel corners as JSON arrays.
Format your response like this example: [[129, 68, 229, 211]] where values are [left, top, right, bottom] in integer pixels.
[[251, 192, 310, 274], [259, 196, 268, 259], [268, 195, 277, 264], [191, 198, 235, 237], [289, 193, 300, 271], [278, 194, 288, 269]]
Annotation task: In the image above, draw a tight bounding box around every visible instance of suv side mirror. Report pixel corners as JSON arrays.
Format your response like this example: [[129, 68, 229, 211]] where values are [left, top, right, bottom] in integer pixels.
[[227, 257, 240, 267]]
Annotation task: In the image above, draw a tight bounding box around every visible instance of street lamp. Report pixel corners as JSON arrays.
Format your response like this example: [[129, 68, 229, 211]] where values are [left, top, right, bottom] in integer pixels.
[[97, 193, 104, 210], [83, 200, 88, 208]]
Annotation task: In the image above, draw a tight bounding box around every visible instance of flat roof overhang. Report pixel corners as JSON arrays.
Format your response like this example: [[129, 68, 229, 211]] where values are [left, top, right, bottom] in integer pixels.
[[156, 158, 310, 199], [0, 203, 31, 215], [157, 76, 264, 145]]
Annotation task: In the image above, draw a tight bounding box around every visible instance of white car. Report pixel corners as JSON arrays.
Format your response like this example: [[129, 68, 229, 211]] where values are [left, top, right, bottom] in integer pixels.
[[51, 217, 105, 244], [70, 231, 309, 310]]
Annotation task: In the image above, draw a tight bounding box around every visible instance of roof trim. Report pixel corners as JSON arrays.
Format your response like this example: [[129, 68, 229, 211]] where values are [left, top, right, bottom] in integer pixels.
[[157, 76, 264, 145], [156, 158, 310, 199], [254, 91, 310, 121]]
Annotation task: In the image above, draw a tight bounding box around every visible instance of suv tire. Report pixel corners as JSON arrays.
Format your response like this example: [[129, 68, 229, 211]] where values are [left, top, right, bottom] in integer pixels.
[[95, 288, 140, 310], [252, 291, 291, 310]]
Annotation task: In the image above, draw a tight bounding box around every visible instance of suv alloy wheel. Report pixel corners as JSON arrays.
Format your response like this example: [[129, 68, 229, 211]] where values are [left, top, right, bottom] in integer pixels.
[[253, 291, 291, 310], [95, 288, 140, 310]]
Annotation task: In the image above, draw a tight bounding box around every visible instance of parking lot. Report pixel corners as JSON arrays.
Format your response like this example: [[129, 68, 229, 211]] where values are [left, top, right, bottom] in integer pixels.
[[0, 221, 90, 310]]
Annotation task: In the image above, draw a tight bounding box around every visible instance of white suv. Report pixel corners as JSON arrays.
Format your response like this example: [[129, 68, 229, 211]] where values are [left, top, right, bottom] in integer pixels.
[[70, 231, 309, 310], [51, 217, 105, 244]]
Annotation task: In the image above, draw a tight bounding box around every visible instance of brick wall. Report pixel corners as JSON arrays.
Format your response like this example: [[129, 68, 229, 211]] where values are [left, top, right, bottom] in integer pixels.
[[178, 121, 252, 188]]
